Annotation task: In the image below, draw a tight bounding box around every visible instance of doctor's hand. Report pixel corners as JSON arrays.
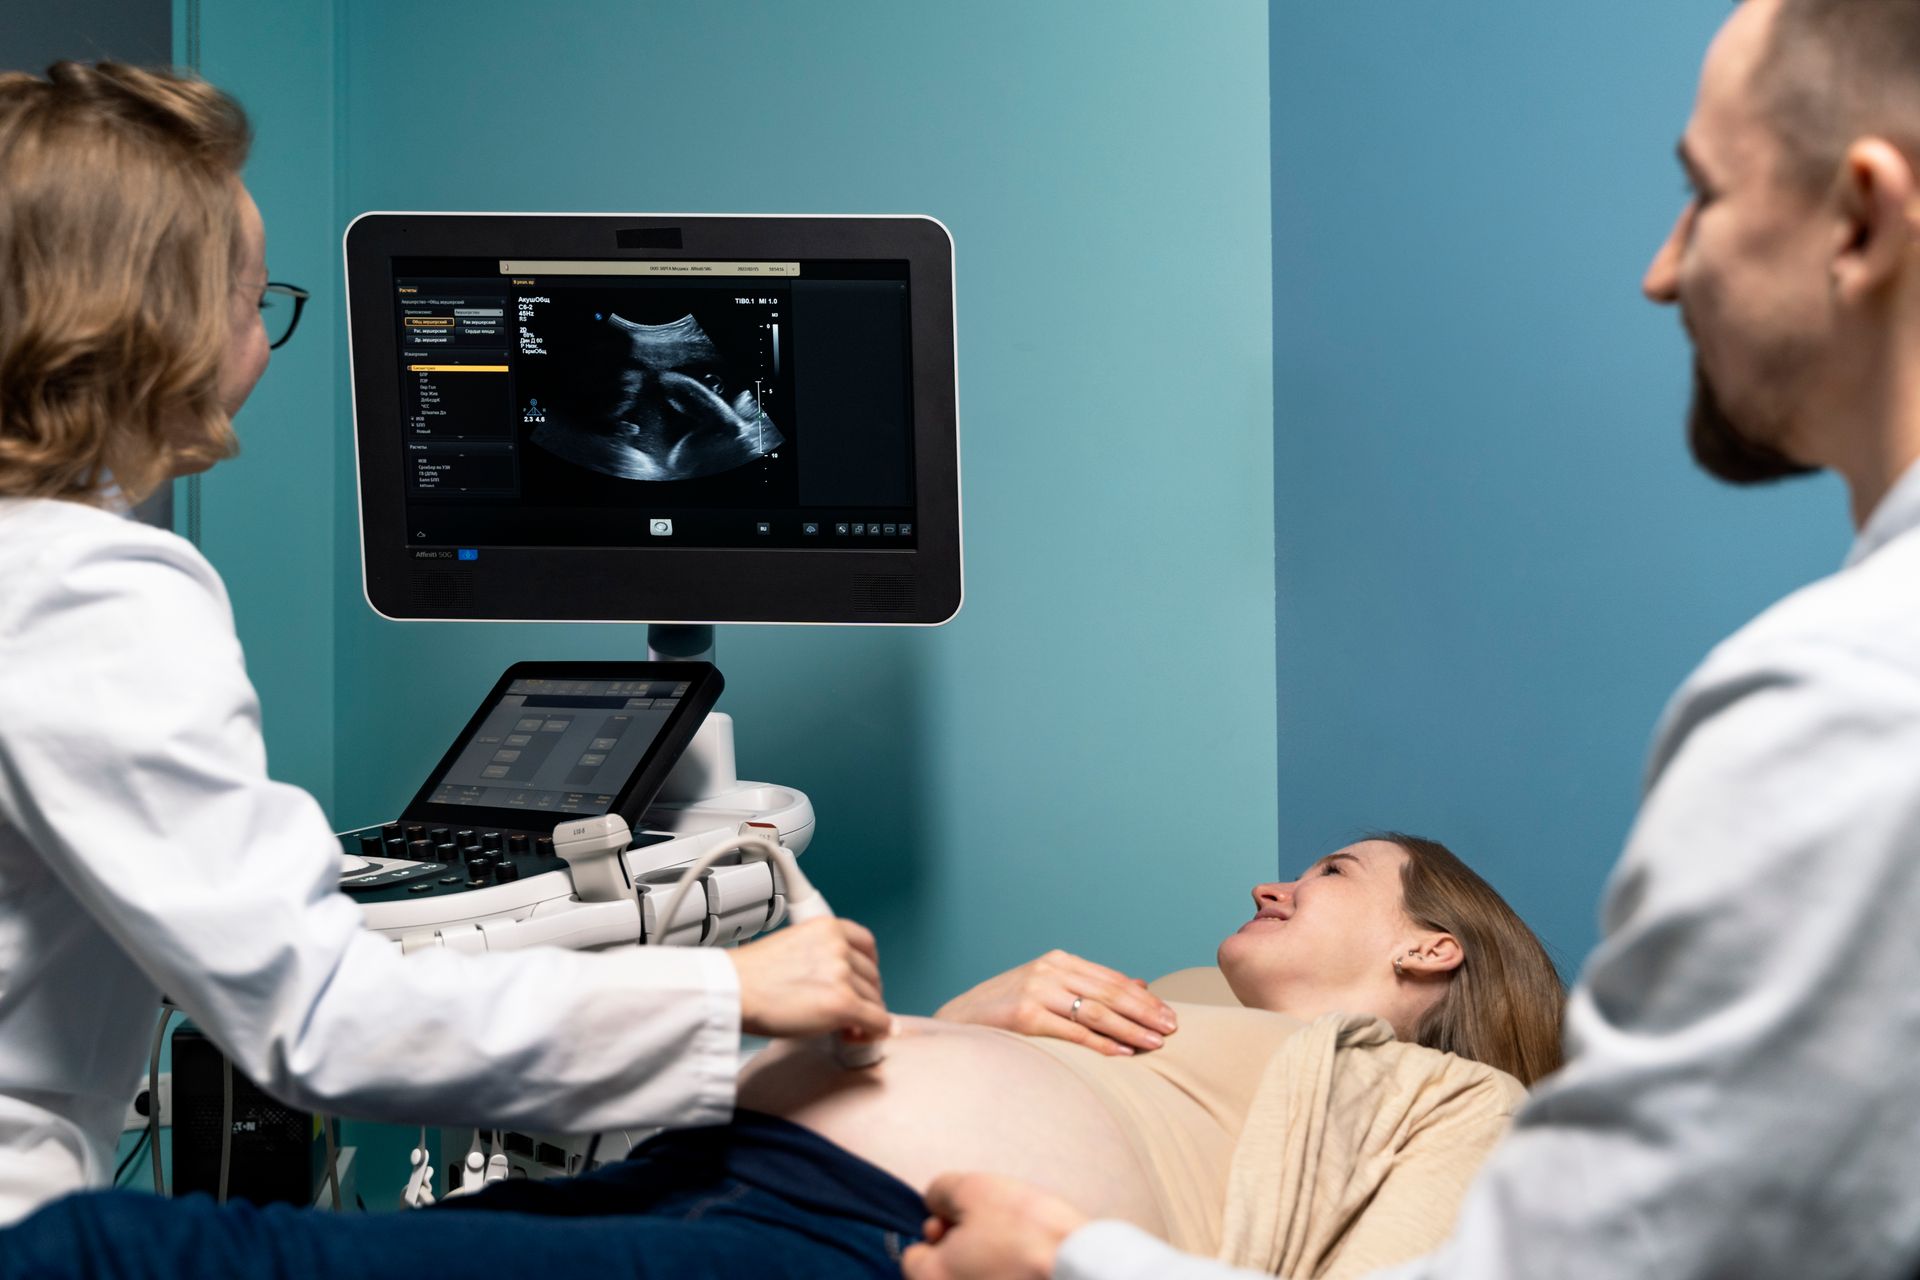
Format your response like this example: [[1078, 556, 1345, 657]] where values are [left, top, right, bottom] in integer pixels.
[[728, 916, 891, 1041], [902, 1172, 1089, 1280], [934, 949, 1176, 1056]]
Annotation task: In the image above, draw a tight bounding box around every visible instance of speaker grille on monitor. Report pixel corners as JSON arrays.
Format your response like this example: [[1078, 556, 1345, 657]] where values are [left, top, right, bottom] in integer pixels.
[[412, 567, 475, 610], [855, 574, 917, 617]]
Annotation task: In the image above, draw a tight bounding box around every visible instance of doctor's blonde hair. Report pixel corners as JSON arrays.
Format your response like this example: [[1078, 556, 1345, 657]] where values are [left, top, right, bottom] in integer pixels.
[[0, 62, 251, 505]]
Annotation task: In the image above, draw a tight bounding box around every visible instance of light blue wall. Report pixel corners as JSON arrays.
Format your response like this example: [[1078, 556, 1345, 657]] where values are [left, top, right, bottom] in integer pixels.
[[186, 1, 1274, 1024], [1269, 2, 1851, 975]]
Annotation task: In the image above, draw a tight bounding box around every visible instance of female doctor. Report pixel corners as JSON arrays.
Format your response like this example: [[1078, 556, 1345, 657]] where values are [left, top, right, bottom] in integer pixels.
[[0, 61, 888, 1225]]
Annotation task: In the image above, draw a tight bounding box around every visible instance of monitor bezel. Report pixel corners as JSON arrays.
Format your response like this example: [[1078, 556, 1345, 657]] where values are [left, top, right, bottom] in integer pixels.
[[397, 659, 724, 831], [344, 211, 962, 625]]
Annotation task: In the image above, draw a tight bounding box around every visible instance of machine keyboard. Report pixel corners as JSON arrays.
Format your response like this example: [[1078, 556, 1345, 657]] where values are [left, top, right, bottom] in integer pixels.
[[335, 821, 670, 904]]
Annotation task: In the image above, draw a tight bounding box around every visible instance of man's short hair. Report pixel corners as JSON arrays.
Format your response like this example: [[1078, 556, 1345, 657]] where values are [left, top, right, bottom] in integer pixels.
[[0, 63, 251, 505], [1752, 0, 1920, 191]]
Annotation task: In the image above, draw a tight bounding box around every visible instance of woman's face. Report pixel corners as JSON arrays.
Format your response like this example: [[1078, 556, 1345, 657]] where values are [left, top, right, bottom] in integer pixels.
[[1216, 839, 1419, 1010], [217, 184, 271, 420]]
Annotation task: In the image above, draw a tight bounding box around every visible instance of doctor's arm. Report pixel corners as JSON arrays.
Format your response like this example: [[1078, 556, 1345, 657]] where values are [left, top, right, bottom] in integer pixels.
[[0, 534, 880, 1133]]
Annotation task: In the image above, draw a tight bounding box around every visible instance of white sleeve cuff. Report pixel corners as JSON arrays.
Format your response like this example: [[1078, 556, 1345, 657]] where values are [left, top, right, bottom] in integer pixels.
[[603, 941, 742, 1129], [686, 943, 744, 1124], [1056, 1221, 1255, 1280]]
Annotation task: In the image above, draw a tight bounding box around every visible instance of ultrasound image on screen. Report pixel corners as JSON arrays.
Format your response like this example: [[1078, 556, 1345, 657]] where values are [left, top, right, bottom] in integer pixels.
[[522, 296, 785, 483], [386, 257, 915, 550]]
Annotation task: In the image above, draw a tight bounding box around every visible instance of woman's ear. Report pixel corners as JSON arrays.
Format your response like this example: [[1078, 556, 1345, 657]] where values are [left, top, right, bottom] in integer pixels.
[[1399, 933, 1463, 979]]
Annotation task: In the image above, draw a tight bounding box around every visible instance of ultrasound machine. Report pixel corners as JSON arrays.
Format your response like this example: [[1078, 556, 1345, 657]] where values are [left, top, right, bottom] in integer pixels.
[[292, 213, 960, 1198], [337, 209, 958, 947]]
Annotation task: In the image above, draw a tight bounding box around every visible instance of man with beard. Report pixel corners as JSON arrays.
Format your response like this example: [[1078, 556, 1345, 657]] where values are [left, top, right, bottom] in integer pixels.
[[904, 1, 1920, 1277]]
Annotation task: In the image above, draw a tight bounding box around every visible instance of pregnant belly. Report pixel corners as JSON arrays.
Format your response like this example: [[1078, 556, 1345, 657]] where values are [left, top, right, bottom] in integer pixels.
[[738, 1017, 1167, 1235]]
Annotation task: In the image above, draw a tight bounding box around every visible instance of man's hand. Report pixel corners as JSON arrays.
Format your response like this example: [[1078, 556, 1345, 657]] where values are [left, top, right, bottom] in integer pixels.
[[727, 916, 891, 1040], [902, 1173, 1090, 1280], [933, 949, 1176, 1055]]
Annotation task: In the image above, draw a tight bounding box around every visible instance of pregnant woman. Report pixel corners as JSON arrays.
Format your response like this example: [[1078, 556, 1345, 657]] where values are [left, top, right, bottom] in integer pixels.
[[1, 834, 1562, 1280]]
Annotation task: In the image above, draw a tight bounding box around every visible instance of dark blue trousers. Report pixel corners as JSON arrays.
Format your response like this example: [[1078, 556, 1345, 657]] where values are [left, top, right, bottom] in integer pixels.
[[0, 1112, 926, 1280]]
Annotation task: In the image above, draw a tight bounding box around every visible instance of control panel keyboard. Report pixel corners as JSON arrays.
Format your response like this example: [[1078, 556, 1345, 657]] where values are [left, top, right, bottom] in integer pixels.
[[336, 821, 669, 904]]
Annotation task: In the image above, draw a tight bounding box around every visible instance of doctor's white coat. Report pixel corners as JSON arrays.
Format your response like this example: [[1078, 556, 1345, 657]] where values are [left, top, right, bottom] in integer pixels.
[[0, 497, 741, 1225]]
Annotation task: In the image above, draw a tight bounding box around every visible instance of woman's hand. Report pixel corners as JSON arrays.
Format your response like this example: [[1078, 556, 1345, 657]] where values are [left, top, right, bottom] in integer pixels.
[[933, 949, 1177, 1055], [901, 1173, 1089, 1280], [727, 917, 891, 1040]]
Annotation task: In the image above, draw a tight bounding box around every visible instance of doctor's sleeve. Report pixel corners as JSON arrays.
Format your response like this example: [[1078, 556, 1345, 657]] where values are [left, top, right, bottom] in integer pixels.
[[1361, 639, 1920, 1280], [0, 531, 740, 1133], [1056, 1222, 1264, 1280]]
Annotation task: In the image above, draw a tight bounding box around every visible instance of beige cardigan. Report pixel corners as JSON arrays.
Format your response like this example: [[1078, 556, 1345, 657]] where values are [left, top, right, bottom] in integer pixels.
[[1217, 1012, 1526, 1277], [1148, 971, 1528, 1279]]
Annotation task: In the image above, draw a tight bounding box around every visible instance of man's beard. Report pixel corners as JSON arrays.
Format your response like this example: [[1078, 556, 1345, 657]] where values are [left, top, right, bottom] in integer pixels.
[[1686, 358, 1819, 485]]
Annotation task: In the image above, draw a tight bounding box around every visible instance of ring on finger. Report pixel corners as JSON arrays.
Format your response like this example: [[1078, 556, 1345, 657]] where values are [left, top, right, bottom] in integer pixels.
[[1069, 996, 1085, 1023]]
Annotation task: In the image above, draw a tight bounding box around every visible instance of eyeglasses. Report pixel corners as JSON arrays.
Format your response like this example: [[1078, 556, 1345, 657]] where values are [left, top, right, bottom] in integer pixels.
[[260, 282, 310, 350]]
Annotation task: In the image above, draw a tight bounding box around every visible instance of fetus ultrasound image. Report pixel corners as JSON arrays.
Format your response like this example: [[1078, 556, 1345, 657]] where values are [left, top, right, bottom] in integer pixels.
[[519, 293, 788, 489]]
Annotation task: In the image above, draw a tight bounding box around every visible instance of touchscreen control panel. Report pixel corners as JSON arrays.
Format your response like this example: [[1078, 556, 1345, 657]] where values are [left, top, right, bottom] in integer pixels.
[[425, 676, 689, 818]]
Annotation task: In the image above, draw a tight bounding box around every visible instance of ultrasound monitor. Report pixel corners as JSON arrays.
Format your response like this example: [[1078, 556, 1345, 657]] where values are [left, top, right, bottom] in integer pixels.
[[343, 214, 961, 625]]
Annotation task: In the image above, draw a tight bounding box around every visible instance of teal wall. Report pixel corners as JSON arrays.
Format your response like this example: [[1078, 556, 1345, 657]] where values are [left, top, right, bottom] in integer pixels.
[[186, 0, 1276, 1028], [1268, 2, 1851, 974], [182, 0, 341, 815]]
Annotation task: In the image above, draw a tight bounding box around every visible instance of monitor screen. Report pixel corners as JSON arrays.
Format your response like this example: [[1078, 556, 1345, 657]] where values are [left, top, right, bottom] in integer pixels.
[[396, 257, 914, 551], [345, 215, 961, 624]]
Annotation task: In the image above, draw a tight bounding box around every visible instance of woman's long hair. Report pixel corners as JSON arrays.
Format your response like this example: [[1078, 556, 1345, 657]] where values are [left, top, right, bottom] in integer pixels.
[[0, 62, 251, 504], [1385, 832, 1566, 1086]]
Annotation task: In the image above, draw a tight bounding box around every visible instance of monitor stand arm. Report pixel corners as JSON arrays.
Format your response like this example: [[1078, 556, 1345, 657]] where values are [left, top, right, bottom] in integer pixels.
[[647, 623, 715, 664], [646, 622, 734, 806]]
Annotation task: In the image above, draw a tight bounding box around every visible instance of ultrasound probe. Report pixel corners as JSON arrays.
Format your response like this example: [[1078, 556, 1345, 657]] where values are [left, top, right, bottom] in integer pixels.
[[654, 824, 888, 1068]]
